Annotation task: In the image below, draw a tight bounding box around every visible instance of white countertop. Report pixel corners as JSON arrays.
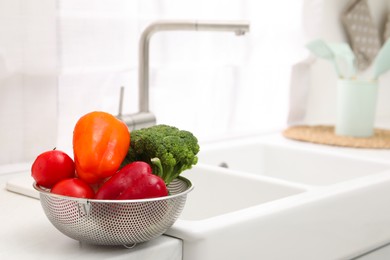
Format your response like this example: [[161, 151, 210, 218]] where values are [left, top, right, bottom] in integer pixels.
[[0, 169, 183, 260]]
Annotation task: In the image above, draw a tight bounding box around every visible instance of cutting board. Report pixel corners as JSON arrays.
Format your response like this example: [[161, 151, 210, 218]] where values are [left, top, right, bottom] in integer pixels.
[[6, 174, 39, 199]]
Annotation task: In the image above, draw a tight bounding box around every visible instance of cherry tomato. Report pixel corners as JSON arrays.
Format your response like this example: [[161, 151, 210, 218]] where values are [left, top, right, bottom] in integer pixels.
[[51, 178, 95, 199], [31, 149, 75, 188]]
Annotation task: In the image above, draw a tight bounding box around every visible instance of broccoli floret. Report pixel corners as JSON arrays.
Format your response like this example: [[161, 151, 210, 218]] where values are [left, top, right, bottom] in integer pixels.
[[122, 124, 199, 185]]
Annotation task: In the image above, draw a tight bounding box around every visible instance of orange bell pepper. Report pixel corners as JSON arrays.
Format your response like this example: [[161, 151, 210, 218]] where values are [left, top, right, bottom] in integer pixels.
[[73, 111, 130, 184]]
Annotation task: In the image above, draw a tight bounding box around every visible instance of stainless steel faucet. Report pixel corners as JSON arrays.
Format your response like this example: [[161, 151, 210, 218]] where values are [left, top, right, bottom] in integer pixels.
[[118, 20, 250, 130]]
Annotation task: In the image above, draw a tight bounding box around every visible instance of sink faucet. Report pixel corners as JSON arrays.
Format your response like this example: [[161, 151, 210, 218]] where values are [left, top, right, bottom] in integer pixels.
[[118, 20, 250, 130]]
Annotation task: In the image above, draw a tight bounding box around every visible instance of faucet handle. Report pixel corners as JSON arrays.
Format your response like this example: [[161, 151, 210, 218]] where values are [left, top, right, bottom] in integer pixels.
[[116, 86, 156, 131], [118, 86, 125, 117]]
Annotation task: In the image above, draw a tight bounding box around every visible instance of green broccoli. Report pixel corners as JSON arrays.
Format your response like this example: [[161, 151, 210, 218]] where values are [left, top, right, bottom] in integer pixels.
[[121, 124, 200, 185]]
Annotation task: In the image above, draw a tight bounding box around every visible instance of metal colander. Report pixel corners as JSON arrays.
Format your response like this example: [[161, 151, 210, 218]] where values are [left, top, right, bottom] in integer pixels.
[[34, 176, 193, 246]]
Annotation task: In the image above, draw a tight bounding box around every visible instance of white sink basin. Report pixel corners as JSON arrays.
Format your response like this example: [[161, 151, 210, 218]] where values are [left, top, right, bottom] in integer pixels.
[[166, 134, 390, 260], [178, 165, 306, 221], [198, 135, 390, 186]]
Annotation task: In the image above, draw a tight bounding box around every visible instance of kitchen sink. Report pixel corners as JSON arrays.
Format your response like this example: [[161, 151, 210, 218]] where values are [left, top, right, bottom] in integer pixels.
[[165, 134, 390, 260]]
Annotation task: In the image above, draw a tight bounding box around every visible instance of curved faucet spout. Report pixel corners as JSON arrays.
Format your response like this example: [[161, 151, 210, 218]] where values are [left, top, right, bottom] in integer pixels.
[[139, 20, 250, 113], [119, 20, 249, 130]]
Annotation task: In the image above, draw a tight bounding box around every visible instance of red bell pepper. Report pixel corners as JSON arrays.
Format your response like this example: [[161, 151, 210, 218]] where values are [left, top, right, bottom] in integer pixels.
[[95, 161, 168, 200]]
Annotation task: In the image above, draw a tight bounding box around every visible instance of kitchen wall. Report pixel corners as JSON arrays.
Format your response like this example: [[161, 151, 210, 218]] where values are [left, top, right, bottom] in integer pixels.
[[0, 0, 308, 165], [0, 1, 58, 164], [0, 0, 389, 165]]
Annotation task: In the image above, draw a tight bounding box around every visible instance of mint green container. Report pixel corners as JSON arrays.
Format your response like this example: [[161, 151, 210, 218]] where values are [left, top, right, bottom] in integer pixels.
[[335, 79, 378, 137]]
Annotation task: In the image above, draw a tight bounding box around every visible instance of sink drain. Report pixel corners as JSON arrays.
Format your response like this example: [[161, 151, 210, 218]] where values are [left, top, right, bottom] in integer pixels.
[[218, 162, 229, 168]]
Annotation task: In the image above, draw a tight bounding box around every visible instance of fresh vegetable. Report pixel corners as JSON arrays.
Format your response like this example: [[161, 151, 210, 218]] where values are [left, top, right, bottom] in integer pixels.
[[73, 111, 130, 184], [51, 178, 95, 199], [121, 124, 199, 185], [31, 149, 75, 188], [95, 161, 168, 200]]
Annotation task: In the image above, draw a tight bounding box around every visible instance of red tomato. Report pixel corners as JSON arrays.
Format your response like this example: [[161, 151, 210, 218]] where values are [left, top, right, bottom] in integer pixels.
[[31, 149, 75, 188], [51, 178, 95, 199]]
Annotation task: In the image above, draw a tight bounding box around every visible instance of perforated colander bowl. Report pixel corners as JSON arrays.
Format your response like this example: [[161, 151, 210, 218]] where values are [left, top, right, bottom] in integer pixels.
[[33, 176, 193, 247]]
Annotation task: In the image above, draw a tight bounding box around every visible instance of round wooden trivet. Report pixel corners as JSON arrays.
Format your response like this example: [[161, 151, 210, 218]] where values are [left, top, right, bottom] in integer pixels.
[[283, 125, 390, 149]]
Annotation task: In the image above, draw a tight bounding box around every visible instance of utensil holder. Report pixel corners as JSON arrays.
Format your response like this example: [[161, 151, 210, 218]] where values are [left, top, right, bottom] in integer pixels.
[[335, 79, 378, 137]]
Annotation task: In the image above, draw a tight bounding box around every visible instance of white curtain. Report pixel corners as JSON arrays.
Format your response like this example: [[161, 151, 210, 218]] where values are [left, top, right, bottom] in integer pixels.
[[0, 0, 307, 164]]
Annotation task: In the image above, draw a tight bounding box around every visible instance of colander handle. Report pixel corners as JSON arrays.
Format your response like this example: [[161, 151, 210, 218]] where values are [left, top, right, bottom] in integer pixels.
[[123, 243, 137, 249], [78, 200, 92, 217]]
